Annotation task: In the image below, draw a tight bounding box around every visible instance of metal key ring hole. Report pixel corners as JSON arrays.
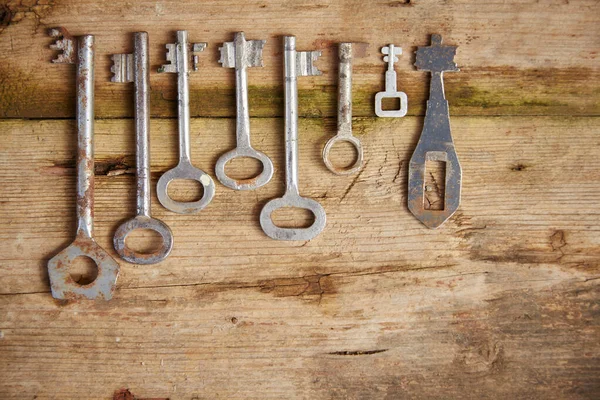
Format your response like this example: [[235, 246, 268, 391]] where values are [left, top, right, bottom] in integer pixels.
[[259, 195, 327, 241], [69, 255, 98, 285], [113, 216, 174, 265], [47, 237, 120, 300], [157, 163, 215, 214], [215, 148, 274, 190], [323, 135, 363, 175]]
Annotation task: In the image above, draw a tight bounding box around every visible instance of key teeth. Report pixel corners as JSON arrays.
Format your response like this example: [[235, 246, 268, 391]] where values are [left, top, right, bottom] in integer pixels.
[[382, 45, 401, 64], [191, 43, 207, 71], [110, 53, 133, 83], [48, 27, 75, 64], [246, 40, 266, 68], [192, 43, 207, 53], [296, 50, 322, 76], [159, 43, 177, 73]]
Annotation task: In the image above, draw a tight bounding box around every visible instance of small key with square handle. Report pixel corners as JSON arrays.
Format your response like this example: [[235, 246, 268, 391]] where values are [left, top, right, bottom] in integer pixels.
[[156, 30, 215, 214], [110, 32, 174, 264], [215, 32, 273, 190], [46, 28, 120, 300], [375, 44, 408, 117], [259, 36, 326, 241], [408, 34, 461, 228]]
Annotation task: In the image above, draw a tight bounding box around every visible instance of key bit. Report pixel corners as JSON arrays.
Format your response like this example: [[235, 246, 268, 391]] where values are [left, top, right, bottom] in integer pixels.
[[408, 34, 461, 229], [219, 32, 265, 68], [48, 27, 75, 64], [158, 37, 206, 73], [375, 43, 407, 117], [296, 50, 322, 76], [110, 53, 134, 83]]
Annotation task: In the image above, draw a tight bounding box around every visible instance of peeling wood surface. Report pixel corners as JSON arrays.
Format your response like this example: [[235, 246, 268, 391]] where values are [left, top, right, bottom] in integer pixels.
[[0, 0, 599, 118], [1, 0, 600, 399]]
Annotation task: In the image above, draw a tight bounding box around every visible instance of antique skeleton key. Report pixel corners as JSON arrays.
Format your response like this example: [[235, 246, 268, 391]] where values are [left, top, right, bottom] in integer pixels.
[[47, 28, 120, 300], [110, 32, 174, 264], [215, 32, 273, 190], [156, 31, 215, 214], [408, 34, 461, 228], [259, 36, 326, 241]]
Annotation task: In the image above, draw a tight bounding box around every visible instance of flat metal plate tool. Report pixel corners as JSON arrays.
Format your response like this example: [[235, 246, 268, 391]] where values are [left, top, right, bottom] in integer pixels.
[[111, 32, 174, 264], [46, 28, 120, 300], [408, 34, 461, 229], [260, 36, 326, 241]]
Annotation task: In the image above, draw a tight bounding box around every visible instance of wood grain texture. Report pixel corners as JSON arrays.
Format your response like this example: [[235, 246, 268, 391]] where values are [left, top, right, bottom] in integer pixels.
[[0, 0, 598, 118], [1, 0, 600, 398], [0, 117, 599, 398]]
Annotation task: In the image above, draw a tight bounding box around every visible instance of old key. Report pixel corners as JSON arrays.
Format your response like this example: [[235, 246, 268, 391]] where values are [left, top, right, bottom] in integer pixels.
[[323, 42, 368, 175], [111, 32, 174, 264], [47, 28, 119, 300], [259, 36, 326, 241], [408, 34, 461, 228], [156, 31, 215, 214], [215, 32, 273, 190]]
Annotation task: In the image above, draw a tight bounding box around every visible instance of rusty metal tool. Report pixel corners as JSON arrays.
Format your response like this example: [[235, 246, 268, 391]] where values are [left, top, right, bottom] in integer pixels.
[[374, 44, 407, 117], [259, 36, 326, 241], [110, 32, 174, 264], [47, 28, 120, 300], [323, 42, 367, 175], [215, 32, 273, 190], [156, 30, 215, 214], [408, 34, 461, 228]]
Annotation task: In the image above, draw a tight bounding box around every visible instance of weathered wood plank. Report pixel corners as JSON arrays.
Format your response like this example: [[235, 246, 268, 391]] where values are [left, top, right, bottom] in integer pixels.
[[0, 263, 598, 399], [0, 0, 598, 118], [0, 117, 599, 295]]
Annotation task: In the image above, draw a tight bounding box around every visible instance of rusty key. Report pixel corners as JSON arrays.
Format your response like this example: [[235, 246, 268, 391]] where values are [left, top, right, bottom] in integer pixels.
[[47, 28, 120, 300]]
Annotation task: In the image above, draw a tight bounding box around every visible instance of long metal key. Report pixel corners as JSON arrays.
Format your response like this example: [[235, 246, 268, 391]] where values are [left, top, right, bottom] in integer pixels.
[[323, 42, 367, 175], [47, 28, 120, 300], [408, 34, 461, 228], [111, 32, 174, 264], [156, 30, 215, 214], [259, 36, 326, 241], [215, 32, 273, 190], [374, 44, 407, 117]]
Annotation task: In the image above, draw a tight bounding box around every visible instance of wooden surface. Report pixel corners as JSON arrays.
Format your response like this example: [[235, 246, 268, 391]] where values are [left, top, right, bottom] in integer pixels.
[[1, 1, 599, 399]]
